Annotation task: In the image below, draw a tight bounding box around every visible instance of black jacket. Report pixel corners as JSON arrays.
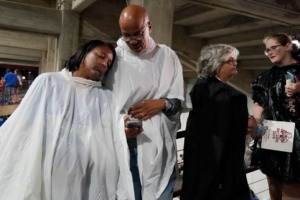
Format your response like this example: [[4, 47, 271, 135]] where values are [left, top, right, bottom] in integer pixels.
[[181, 77, 250, 200]]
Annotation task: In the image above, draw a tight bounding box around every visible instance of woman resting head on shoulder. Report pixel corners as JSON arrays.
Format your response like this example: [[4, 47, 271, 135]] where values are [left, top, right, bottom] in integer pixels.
[[0, 40, 120, 200], [64, 39, 116, 81]]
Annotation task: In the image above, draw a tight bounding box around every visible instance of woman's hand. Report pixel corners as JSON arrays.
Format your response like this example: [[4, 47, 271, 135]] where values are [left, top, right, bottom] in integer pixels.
[[285, 77, 300, 97]]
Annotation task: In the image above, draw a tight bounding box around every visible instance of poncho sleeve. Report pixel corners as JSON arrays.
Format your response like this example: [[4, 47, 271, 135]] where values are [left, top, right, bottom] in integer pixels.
[[251, 70, 271, 108], [0, 73, 50, 199]]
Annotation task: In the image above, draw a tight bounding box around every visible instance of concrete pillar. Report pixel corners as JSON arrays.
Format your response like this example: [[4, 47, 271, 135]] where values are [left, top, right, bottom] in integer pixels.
[[56, 0, 79, 69], [129, 0, 174, 46], [39, 37, 58, 73], [47, 37, 59, 72]]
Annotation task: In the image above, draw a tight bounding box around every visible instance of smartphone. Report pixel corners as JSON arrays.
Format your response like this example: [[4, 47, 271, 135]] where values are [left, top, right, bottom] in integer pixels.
[[287, 71, 295, 83], [125, 116, 142, 128]]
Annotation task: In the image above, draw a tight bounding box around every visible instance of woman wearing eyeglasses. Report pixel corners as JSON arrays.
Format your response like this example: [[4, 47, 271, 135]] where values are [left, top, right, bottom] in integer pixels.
[[181, 44, 252, 200], [251, 33, 300, 200]]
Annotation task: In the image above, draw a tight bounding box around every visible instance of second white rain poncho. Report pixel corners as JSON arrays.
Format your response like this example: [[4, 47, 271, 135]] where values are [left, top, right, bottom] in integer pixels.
[[104, 38, 184, 200], [0, 69, 119, 200]]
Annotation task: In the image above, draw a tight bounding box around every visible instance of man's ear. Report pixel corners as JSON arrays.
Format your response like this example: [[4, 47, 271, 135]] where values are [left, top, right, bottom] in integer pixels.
[[148, 22, 152, 33]]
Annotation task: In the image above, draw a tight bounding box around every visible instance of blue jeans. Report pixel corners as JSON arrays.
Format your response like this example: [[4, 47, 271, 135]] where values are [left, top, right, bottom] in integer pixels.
[[158, 168, 176, 200], [4, 87, 14, 103], [129, 146, 176, 200]]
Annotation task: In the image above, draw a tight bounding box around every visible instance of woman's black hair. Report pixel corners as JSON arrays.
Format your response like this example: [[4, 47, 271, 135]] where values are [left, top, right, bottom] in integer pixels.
[[64, 40, 116, 72]]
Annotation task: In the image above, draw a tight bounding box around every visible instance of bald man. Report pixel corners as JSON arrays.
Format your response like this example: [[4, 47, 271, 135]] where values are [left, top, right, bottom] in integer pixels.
[[104, 5, 184, 200]]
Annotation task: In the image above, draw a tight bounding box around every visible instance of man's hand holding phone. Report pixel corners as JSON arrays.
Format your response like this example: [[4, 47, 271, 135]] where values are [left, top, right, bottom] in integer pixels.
[[124, 115, 143, 139]]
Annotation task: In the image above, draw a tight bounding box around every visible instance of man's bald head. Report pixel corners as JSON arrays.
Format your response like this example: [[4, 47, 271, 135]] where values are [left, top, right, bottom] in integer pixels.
[[119, 5, 149, 28], [118, 5, 152, 53]]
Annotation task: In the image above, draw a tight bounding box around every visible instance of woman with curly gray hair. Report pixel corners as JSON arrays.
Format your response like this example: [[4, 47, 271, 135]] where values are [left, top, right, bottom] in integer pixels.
[[197, 43, 239, 79], [181, 44, 251, 200]]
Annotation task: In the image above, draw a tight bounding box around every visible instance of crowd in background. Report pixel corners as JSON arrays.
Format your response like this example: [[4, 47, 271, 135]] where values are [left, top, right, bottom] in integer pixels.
[[0, 68, 35, 105]]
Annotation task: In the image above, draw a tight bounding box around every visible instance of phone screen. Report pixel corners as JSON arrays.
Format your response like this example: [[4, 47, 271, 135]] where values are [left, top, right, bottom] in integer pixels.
[[287, 71, 295, 83]]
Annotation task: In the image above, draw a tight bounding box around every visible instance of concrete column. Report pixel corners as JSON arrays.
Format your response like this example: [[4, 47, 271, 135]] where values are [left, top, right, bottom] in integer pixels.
[[56, 10, 79, 68], [39, 37, 58, 73], [40, 51, 48, 74], [129, 0, 175, 46], [48, 37, 59, 72], [56, 0, 79, 69]]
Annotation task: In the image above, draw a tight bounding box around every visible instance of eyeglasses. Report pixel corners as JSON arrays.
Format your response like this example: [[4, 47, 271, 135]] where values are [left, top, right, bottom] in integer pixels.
[[121, 23, 149, 42], [224, 58, 238, 65], [264, 45, 282, 56]]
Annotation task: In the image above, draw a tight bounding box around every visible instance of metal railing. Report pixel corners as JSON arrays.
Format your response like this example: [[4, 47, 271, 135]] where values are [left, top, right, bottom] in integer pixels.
[[0, 80, 32, 106]]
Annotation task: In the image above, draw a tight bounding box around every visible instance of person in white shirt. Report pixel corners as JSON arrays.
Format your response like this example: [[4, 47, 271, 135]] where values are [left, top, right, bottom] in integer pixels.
[[0, 40, 119, 200], [104, 5, 185, 200]]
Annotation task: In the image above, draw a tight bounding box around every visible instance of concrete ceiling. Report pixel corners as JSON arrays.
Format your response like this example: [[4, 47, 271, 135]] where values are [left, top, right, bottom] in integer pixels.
[[81, 0, 300, 83], [0, 0, 300, 93], [172, 0, 300, 78]]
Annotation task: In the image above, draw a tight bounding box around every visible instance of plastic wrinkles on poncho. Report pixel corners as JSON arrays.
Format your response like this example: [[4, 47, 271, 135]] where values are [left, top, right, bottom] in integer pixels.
[[0, 69, 119, 200], [104, 38, 185, 200]]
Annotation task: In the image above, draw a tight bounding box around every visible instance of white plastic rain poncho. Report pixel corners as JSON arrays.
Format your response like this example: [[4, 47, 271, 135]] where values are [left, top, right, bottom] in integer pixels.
[[0, 69, 119, 200], [104, 38, 184, 200]]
